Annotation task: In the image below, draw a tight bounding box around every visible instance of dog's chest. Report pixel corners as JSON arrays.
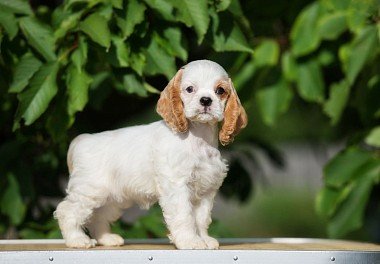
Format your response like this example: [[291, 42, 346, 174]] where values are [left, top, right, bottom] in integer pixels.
[[187, 139, 227, 198]]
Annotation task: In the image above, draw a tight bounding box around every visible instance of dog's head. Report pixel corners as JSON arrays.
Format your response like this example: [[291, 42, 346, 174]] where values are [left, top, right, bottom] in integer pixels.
[[157, 60, 248, 146]]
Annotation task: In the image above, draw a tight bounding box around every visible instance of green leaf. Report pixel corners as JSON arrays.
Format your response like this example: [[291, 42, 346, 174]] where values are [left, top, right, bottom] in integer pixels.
[[290, 2, 322, 57], [296, 60, 325, 103], [112, 36, 130, 67], [172, 0, 210, 43], [9, 53, 42, 93], [71, 36, 88, 72], [67, 65, 92, 116], [233, 60, 256, 90], [143, 0, 175, 21], [111, 0, 123, 9], [116, 0, 146, 39], [0, 9, 18, 40], [46, 96, 71, 142], [323, 79, 350, 125], [256, 78, 293, 126], [161, 27, 188, 61], [123, 73, 148, 97], [19, 17, 57, 61], [316, 185, 353, 219], [324, 147, 373, 188], [254, 40, 280, 67], [14, 62, 59, 127], [0, 0, 32, 15], [144, 36, 176, 79], [215, 0, 231, 12], [317, 11, 347, 40], [328, 173, 375, 238], [1, 174, 26, 225], [210, 11, 253, 53], [347, 0, 377, 33], [80, 12, 111, 48], [365, 126, 380, 147], [342, 26, 378, 85], [54, 11, 84, 41], [130, 50, 146, 76], [320, 0, 350, 11], [281, 51, 298, 82]]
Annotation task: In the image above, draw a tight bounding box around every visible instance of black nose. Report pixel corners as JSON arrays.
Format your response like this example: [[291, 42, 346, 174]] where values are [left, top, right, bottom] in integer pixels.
[[200, 97, 212, 106]]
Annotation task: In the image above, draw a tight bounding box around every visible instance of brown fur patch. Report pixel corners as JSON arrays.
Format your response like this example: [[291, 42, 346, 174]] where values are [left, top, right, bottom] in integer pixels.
[[156, 70, 188, 133], [219, 79, 248, 145]]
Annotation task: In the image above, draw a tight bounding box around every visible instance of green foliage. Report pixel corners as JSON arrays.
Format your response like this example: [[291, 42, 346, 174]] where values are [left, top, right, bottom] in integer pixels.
[[0, 0, 379, 240]]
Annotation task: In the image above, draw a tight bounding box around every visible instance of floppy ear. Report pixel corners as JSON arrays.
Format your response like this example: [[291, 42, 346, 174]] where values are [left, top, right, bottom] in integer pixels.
[[156, 69, 188, 133], [219, 78, 248, 146]]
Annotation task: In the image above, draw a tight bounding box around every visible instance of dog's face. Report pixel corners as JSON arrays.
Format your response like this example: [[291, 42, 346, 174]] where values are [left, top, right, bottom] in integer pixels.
[[180, 61, 229, 124], [157, 60, 248, 145]]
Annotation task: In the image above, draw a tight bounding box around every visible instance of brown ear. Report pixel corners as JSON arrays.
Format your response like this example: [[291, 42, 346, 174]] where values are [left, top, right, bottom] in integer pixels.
[[219, 79, 248, 146], [156, 69, 188, 133]]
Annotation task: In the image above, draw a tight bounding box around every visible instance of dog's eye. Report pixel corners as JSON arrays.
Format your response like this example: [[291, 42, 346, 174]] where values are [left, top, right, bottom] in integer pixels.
[[215, 87, 225, 95], [186, 86, 194, 93]]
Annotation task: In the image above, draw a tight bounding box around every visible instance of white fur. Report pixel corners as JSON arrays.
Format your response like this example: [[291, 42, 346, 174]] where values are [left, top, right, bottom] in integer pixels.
[[55, 60, 230, 249]]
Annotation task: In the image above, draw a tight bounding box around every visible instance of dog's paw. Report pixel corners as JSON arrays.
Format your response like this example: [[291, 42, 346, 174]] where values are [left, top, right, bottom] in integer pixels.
[[97, 233, 124, 246], [174, 236, 208, 249], [202, 236, 219, 249], [66, 235, 97, 248]]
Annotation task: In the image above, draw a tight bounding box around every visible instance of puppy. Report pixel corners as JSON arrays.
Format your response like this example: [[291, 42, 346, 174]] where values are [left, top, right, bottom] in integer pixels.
[[54, 60, 248, 249]]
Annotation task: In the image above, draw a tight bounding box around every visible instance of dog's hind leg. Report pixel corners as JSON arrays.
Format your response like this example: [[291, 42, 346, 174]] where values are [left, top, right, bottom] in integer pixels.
[[54, 191, 106, 248], [86, 202, 127, 246]]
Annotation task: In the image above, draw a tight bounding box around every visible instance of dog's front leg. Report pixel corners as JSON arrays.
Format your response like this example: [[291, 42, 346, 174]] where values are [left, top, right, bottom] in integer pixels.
[[159, 182, 207, 249], [195, 192, 219, 249]]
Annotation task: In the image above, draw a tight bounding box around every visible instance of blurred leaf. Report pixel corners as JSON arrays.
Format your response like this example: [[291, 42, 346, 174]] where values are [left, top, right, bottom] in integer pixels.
[[1, 174, 26, 225], [19, 17, 57, 61], [143, 0, 175, 21], [0, 0, 32, 15], [71, 35, 88, 72], [130, 50, 146, 76], [19, 228, 46, 239], [317, 49, 334, 66], [256, 78, 293, 126], [320, 0, 350, 11], [347, 0, 377, 33], [0, 9, 18, 40], [97, 3, 113, 20], [365, 126, 380, 147], [210, 11, 253, 53], [116, 0, 146, 39], [296, 60, 325, 103], [144, 36, 176, 79], [323, 79, 350, 125], [254, 40, 280, 67], [328, 165, 379, 238], [14, 62, 59, 127], [215, 0, 231, 12], [316, 185, 353, 219], [46, 96, 71, 142], [123, 73, 148, 97], [80, 12, 111, 48], [281, 51, 298, 82], [172, 0, 210, 43], [112, 36, 130, 67], [67, 65, 92, 117], [290, 2, 322, 57], [324, 147, 373, 188], [9, 53, 42, 93], [140, 207, 166, 237], [233, 60, 256, 90], [161, 27, 188, 61], [342, 26, 378, 85], [54, 10, 83, 41], [317, 11, 346, 40]]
